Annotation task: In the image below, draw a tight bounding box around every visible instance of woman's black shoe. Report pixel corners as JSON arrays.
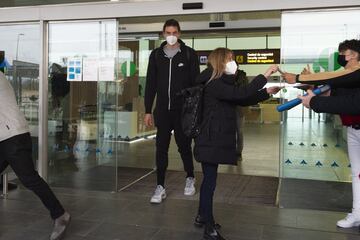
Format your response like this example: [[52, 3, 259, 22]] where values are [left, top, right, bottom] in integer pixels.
[[203, 224, 226, 240], [194, 215, 221, 229]]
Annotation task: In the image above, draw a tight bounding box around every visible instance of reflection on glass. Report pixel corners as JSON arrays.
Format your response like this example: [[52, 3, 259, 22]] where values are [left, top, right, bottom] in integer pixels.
[[280, 9, 360, 182], [0, 24, 40, 162], [48, 20, 118, 191]]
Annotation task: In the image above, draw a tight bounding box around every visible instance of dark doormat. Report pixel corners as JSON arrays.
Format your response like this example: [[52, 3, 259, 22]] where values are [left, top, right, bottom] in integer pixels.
[[49, 166, 154, 192], [121, 170, 279, 207], [279, 178, 352, 212]]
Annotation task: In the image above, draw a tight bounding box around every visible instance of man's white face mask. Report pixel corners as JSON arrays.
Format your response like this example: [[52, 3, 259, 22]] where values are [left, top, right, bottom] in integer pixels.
[[166, 35, 178, 46], [224, 61, 238, 75]]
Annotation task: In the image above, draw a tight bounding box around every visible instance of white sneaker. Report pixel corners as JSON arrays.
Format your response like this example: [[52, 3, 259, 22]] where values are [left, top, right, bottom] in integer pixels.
[[337, 213, 360, 228], [184, 177, 196, 196], [150, 185, 166, 204], [50, 212, 71, 240]]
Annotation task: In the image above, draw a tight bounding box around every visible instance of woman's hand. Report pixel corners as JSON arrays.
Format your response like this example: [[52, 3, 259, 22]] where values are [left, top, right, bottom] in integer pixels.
[[263, 65, 279, 78], [266, 86, 283, 95]]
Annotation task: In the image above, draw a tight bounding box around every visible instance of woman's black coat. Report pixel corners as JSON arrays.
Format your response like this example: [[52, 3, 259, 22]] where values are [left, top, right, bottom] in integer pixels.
[[193, 68, 270, 165]]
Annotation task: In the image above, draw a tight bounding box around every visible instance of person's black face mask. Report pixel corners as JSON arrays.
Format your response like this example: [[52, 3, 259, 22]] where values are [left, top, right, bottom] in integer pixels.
[[337, 54, 348, 67]]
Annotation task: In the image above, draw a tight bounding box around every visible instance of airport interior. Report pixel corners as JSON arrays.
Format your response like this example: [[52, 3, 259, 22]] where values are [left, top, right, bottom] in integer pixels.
[[0, 0, 360, 239]]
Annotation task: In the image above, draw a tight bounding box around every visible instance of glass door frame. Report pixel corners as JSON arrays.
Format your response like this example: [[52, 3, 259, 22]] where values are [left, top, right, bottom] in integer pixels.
[[39, 20, 49, 181]]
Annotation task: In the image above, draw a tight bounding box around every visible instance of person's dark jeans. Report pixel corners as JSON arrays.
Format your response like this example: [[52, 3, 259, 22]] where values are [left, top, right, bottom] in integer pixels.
[[155, 109, 194, 187], [198, 162, 218, 224], [0, 132, 65, 219]]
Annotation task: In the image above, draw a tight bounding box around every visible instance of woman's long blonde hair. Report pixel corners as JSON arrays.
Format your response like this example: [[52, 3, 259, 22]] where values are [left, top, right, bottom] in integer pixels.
[[207, 47, 233, 80]]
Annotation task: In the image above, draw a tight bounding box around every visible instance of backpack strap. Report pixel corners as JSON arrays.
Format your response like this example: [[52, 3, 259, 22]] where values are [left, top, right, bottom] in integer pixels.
[[204, 78, 213, 86]]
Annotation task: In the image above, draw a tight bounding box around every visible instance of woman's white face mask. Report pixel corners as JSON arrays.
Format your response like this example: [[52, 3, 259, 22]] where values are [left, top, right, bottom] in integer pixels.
[[224, 61, 238, 75]]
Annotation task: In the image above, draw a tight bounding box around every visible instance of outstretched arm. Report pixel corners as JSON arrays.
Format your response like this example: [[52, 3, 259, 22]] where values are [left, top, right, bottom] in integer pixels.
[[234, 89, 270, 106], [210, 74, 267, 101], [310, 92, 360, 115], [211, 65, 278, 102], [282, 65, 360, 88]]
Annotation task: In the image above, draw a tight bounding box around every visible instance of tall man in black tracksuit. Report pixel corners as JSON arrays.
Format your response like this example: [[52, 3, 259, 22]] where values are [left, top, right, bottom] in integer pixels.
[[144, 19, 200, 204]]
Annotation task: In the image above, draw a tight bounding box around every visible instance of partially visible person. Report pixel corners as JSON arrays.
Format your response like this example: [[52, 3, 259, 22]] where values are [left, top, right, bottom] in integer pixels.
[[0, 71, 70, 240], [282, 40, 360, 89], [144, 19, 200, 203], [193, 48, 281, 240], [234, 70, 249, 160], [284, 39, 360, 228]]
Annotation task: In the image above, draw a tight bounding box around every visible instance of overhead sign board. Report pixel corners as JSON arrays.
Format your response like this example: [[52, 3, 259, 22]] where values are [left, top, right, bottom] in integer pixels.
[[197, 49, 280, 65], [235, 49, 280, 64]]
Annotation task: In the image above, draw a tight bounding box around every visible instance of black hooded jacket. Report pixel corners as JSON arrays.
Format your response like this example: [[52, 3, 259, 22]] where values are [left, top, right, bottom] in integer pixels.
[[144, 40, 200, 116], [310, 88, 360, 115], [193, 68, 270, 165]]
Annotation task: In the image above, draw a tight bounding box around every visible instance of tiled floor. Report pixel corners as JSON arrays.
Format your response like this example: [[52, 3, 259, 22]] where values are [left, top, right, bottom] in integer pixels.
[[18, 113, 356, 239], [0, 187, 359, 240]]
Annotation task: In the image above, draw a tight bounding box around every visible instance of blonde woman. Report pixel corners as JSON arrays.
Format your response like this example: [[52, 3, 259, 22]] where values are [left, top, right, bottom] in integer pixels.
[[193, 48, 280, 240]]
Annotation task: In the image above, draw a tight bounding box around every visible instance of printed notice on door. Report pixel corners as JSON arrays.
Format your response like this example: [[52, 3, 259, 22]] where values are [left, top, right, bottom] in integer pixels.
[[99, 58, 115, 81], [83, 57, 99, 81], [67, 57, 82, 81]]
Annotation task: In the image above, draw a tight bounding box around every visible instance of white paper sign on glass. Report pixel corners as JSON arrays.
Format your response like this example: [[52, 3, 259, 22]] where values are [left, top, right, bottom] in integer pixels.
[[99, 57, 115, 81], [83, 57, 99, 81], [67, 57, 83, 81]]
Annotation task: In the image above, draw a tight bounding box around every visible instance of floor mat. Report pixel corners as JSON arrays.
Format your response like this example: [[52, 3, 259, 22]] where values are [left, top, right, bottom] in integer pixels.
[[122, 170, 279, 207], [279, 178, 352, 212]]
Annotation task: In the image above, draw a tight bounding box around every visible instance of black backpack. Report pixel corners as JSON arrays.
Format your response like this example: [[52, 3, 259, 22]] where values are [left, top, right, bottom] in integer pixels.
[[178, 79, 212, 138]]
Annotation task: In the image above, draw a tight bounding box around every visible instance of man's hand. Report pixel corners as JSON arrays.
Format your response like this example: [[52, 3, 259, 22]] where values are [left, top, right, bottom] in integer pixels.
[[301, 64, 312, 75], [298, 89, 315, 108], [321, 89, 331, 96], [144, 114, 153, 127], [281, 72, 297, 84]]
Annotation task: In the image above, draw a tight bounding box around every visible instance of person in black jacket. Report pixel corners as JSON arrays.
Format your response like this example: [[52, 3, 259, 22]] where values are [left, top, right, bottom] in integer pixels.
[[144, 19, 200, 204], [193, 48, 281, 240], [283, 39, 360, 228], [281, 39, 360, 114]]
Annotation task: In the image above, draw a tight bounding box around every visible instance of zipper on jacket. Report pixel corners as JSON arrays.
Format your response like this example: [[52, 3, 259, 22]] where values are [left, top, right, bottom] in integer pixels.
[[168, 58, 173, 110]]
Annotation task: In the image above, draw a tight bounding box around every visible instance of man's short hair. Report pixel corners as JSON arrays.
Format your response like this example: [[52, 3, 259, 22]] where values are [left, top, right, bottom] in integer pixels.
[[163, 19, 181, 32], [338, 39, 360, 59]]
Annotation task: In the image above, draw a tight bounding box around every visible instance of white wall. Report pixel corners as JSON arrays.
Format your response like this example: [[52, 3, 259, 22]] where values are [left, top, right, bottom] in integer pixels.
[[0, 0, 359, 22]]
